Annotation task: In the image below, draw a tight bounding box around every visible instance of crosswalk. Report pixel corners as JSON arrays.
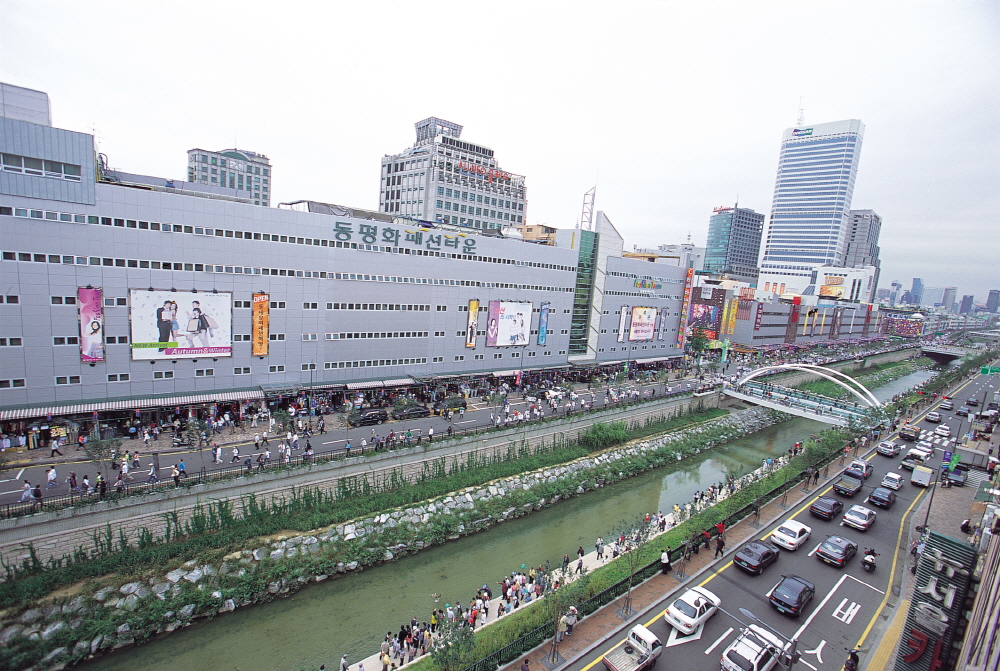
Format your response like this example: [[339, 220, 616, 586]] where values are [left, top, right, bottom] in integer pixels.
[[965, 470, 992, 488], [917, 429, 955, 446]]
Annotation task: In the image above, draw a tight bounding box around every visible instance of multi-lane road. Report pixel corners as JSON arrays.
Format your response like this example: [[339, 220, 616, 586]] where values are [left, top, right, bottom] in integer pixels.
[[565, 365, 997, 671]]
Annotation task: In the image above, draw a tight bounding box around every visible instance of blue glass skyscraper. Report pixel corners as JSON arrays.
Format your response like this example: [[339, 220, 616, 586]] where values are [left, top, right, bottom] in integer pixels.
[[758, 119, 865, 295]]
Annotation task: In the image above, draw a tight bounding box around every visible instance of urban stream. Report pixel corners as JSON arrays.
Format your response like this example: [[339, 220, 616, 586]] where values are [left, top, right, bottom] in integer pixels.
[[77, 370, 934, 671]]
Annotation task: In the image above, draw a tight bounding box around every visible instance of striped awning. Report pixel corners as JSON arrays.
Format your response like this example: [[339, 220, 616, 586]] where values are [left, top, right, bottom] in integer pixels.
[[0, 389, 264, 421]]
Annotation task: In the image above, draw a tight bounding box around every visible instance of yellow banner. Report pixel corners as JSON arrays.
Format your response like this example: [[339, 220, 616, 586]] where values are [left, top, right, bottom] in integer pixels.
[[252, 293, 270, 356]]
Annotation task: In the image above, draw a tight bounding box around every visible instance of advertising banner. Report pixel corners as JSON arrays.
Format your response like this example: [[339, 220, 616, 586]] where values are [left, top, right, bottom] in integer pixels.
[[628, 307, 657, 341], [129, 289, 232, 360], [754, 303, 764, 330], [485, 300, 531, 347], [617, 305, 629, 342], [77, 287, 105, 363], [466, 299, 480, 348], [252, 293, 270, 356], [829, 307, 843, 339], [725, 298, 738, 336], [537, 302, 550, 346], [687, 286, 726, 339], [677, 268, 694, 347], [862, 304, 873, 336]]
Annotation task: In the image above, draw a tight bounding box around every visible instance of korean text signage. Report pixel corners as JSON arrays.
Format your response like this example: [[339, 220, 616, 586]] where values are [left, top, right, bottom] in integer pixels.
[[331, 221, 478, 255], [754, 303, 764, 330], [676, 268, 695, 347], [466, 299, 479, 349], [537, 302, 549, 346], [628, 307, 657, 341], [617, 305, 629, 343], [77, 287, 105, 363], [895, 531, 976, 671], [252, 293, 270, 356], [634, 279, 662, 290], [129, 289, 233, 360], [458, 161, 511, 183], [486, 301, 531, 347]]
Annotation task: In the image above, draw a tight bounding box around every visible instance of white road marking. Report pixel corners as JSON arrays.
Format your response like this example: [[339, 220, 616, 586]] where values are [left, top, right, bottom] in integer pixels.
[[665, 621, 706, 647], [704, 627, 733, 655], [803, 640, 826, 665], [15, 468, 25, 480], [807, 542, 822, 557], [832, 598, 861, 624]]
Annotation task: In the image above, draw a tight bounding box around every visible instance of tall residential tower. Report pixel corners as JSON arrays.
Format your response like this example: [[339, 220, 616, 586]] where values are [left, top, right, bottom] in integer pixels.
[[379, 117, 526, 231], [758, 119, 865, 295]]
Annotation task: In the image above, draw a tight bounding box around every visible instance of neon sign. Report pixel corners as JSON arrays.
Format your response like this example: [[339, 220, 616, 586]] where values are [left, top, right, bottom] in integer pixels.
[[458, 161, 511, 183]]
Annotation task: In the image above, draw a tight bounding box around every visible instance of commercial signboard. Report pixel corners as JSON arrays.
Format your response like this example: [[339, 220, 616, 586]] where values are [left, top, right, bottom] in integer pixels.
[[252, 292, 270, 356], [754, 303, 764, 330], [466, 299, 480, 348], [829, 307, 843, 339], [617, 305, 629, 343], [676, 268, 695, 347], [485, 300, 531, 347], [537, 301, 549, 346], [129, 289, 232, 360], [628, 307, 657, 341], [77, 287, 105, 363], [688, 286, 725, 339], [895, 531, 977, 671]]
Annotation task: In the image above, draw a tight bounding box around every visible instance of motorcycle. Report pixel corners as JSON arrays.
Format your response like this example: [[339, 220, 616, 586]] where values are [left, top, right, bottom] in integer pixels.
[[172, 436, 193, 447], [861, 548, 879, 573], [844, 648, 861, 671]]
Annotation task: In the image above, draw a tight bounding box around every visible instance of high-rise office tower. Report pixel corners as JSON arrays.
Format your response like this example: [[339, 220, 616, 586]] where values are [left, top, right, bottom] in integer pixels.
[[890, 281, 902, 305], [845, 209, 881, 270], [941, 286, 957, 312], [959, 295, 974, 314], [379, 117, 526, 231], [910, 278, 924, 306], [987, 289, 1000, 313], [758, 119, 865, 295], [187, 148, 271, 206], [703, 205, 765, 284]]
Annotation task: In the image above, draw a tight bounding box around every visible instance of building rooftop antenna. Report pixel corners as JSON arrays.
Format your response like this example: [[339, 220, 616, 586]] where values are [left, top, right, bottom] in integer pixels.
[[796, 98, 805, 126], [580, 186, 596, 231]]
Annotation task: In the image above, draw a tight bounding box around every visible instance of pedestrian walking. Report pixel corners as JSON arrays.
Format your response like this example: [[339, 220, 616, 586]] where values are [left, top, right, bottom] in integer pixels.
[[521, 659, 530, 671], [45, 467, 58, 489], [566, 607, 578, 635], [18, 480, 32, 502], [596, 537, 604, 561], [171, 465, 181, 486], [146, 464, 159, 484], [428, 426, 434, 442], [231, 447, 240, 463], [661, 547, 672, 574], [340, 655, 349, 671], [49, 441, 63, 457], [715, 535, 726, 558], [177, 460, 186, 478]]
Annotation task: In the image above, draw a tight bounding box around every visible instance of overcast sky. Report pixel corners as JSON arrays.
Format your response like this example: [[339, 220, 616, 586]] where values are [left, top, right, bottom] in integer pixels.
[[2, 1, 997, 302]]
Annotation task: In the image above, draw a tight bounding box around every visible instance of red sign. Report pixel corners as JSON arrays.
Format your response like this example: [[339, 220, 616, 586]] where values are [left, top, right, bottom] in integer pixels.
[[753, 304, 764, 330], [458, 161, 511, 183]]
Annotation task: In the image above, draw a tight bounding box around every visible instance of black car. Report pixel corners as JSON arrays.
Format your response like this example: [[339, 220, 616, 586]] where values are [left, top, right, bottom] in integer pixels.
[[816, 535, 858, 567], [433, 399, 468, 413], [956, 406, 971, 417], [391, 405, 431, 420], [809, 496, 844, 520], [967, 398, 979, 407], [347, 409, 388, 426], [866, 487, 897, 508], [942, 467, 968, 487], [733, 540, 780, 575], [768, 574, 816, 617]]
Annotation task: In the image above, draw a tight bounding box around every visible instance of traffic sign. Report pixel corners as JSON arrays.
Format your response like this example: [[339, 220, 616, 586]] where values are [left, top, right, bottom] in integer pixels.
[[981, 366, 1000, 375]]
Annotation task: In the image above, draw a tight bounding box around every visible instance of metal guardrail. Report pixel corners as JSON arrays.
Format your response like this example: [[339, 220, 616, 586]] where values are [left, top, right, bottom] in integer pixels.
[[0, 388, 706, 520]]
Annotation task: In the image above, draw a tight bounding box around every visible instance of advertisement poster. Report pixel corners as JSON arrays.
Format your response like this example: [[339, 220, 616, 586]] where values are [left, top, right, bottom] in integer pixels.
[[628, 307, 657, 341], [129, 289, 232, 360], [676, 268, 694, 347], [617, 305, 629, 342], [77, 287, 105, 363], [485, 300, 531, 346], [537, 302, 550, 346], [252, 293, 270, 356], [687, 286, 726, 339], [466, 299, 480, 348], [754, 303, 764, 330]]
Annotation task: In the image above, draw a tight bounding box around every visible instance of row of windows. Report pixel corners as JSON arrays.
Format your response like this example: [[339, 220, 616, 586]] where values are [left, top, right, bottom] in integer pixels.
[[435, 200, 524, 224], [435, 187, 524, 211], [322, 358, 428, 370], [191, 153, 269, 176], [1, 153, 82, 180], [311, 332, 429, 340]]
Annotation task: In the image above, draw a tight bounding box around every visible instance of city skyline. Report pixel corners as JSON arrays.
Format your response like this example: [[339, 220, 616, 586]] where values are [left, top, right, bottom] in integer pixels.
[[0, 1, 996, 298]]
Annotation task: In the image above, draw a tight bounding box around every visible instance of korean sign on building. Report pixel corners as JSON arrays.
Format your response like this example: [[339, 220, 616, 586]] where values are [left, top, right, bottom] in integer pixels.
[[252, 293, 270, 356]]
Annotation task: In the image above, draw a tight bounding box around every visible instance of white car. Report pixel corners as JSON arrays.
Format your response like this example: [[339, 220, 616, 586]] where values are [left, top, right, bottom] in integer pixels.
[[935, 425, 952, 437], [721, 624, 790, 671], [664, 585, 720, 634], [842, 504, 877, 531], [770, 520, 813, 551], [881, 472, 904, 490]]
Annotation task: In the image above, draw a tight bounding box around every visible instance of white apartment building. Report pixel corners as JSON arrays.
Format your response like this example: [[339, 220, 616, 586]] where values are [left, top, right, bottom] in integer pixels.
[[379, 117, 526, 231], [187, 148, 272, 206]]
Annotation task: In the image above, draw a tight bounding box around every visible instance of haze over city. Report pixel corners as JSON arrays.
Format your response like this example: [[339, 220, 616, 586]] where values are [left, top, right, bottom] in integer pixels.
[[1, 0, 997, 298]]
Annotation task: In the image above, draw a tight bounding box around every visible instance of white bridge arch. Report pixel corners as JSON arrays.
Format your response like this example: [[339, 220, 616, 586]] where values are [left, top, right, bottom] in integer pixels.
[[736, 363, 881, 409]]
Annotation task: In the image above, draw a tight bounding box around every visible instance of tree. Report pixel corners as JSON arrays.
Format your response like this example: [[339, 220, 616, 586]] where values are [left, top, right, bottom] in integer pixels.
[[688, 327, 709, 374], [609, 518, 652, 617], [545, 566, 589, 662], [429, 614, 477, 671], [82, 437, 122, 483]]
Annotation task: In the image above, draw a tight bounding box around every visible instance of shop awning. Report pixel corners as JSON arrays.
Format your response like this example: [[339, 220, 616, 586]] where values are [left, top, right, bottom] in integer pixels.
[[345, 380, 388, 390], [0, 389, 265, 421], [633, 357, 676, 364], [380, 377, 415, 387], [491, 370, 520, 377]]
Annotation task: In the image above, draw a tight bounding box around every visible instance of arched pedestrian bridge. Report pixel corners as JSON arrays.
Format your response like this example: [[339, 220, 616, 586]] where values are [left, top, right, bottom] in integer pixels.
[[723, 363, 881, 426]]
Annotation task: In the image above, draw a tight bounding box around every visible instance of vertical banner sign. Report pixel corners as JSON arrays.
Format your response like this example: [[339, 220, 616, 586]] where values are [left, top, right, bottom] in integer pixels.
[[753, 303, 764, 331], [617, 306, 629, 343], [830, 307, 843, 340], [77, 287, 105, 362], [252, 293, 270, 356], [862, 304, 873, 336], [466, 299, 480, 348], [537, 302, 550, 346], [677, 268, 695, 347]]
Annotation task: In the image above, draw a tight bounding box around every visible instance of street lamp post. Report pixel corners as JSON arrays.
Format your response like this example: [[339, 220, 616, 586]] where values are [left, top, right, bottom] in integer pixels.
[[916, 466, 940, 533]]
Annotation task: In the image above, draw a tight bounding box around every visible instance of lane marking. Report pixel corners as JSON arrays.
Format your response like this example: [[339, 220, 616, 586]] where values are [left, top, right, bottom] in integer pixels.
[[807, 542, 821, 557], [704, 627, 733, 655], [15, 468, 24, 480], [832, 598, 861, 624]]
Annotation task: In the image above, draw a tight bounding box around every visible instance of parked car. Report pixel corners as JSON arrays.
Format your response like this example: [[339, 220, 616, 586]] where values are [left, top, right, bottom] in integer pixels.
[[834, 474, 864, 497], [809, 496, 844, 521], [841, 504, 877, 531], [925, 411, 941, 423], [876, 441, 901, 457], [942, 467, 968, 487], [391, 405, 431, 420], [664, 586, 721, 634], [733, 540, 781, 575], [881, 472, 904, 490], [816, 535, 858, 567], [867, 487, 897, 508], [770, 520, 812, 551], [767, 574, 816, 617], [935, 425, 952, 437], [347, 408, 388, 426], [940, 400, 954, 411], [956, 406, 971, 417], [721, 625, 790, 671], [848, 459, 874, 479]]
